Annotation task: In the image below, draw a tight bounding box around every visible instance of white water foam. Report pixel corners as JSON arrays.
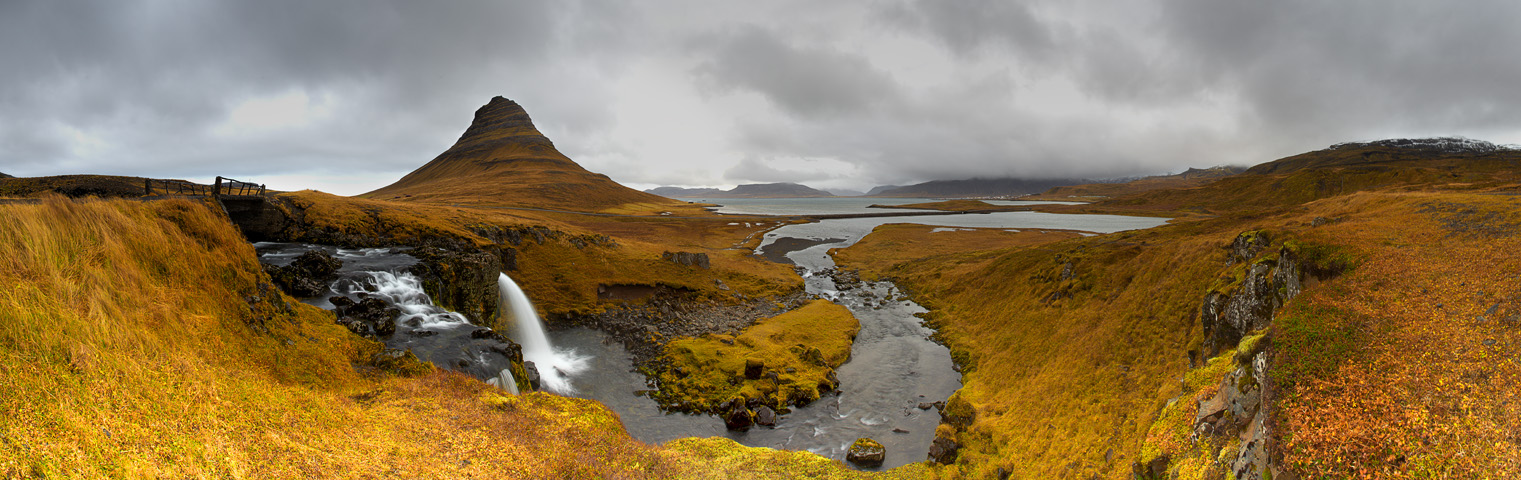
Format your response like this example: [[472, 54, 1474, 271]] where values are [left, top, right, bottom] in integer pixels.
[[497, 273, 590, 394], [350, 272, 471, 330]]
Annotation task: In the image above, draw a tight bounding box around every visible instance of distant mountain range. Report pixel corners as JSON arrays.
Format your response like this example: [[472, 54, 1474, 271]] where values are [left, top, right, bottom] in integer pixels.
[[646, 183, 834, 198], [869, 178, 1086, 198], [1037, 166, 1245, 199]]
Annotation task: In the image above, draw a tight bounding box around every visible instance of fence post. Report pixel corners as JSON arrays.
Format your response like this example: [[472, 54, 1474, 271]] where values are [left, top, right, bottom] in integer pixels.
[[144, 179, 153, 196], [214, 176, 223, 197]]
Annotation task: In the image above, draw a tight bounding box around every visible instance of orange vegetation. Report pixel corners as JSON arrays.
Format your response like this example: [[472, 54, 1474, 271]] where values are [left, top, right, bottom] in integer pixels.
[[837, 186, 1521, 478], [0, 195, 918, 478]]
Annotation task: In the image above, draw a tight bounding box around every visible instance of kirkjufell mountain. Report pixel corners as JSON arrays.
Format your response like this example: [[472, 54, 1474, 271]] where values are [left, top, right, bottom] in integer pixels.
[[364, 96, 673, 211]]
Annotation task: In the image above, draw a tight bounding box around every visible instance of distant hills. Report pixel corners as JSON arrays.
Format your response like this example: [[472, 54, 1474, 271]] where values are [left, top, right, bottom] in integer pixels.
[[869, 178, 1086, 198], [646, 182, 834, 198], [363, 96, 674, 211], [1036, 166, 1244, 199]]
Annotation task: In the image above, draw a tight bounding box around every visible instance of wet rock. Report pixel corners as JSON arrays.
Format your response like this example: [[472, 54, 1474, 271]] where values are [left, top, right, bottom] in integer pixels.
[[722, 400, 753, 431], [334, 297, 399, 338], [754, 405, 777, 426], [265, 249, 342, 297], [846, 437, 886, 468], [488, 341, 524, 364], [892, 428, 909, 434], [408, 247, 502, 328], [522, 361, 541, 391], [918, 402, 936, 410]]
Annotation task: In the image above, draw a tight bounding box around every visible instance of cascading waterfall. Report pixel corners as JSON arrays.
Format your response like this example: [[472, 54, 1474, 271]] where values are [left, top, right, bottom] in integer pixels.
[[497, 273, 588, 394], [345, 271, 470, 329]]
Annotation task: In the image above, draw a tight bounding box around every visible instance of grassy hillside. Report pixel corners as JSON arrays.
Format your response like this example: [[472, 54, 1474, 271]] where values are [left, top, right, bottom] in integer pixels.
[[839, 177, 1521, 477], [1070, 142, 1521, 216], [1030, 167, 1242, 201], [362, 97, 678, 213], [0, 195, 928, 478]]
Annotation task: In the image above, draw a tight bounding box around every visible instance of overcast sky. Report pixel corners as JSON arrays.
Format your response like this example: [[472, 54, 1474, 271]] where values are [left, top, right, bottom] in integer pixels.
[[3, 1, 1519, 195]]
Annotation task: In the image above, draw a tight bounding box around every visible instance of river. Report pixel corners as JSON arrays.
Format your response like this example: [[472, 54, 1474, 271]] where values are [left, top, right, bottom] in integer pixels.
[[553, 201, 1170, 469]]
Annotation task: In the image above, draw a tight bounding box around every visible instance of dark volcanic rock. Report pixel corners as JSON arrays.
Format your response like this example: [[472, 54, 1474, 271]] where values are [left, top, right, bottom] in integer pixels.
[[333, 296, 399, 338], [722, 400, 753, 431], [754, 405, 777, 426], [408, 247, 502, 328], [265, 250, 342, 298], [522, 361, 542, 391], [846, 437, 886, 468], [1201, 231, 1301, 357]]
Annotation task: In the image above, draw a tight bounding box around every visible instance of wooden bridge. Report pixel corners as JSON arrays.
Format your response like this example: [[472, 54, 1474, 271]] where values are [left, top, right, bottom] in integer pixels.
[[144, 176, 266, 198]]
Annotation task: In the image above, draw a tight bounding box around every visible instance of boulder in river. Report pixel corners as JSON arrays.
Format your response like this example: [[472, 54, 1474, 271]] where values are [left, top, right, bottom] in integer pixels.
[[332, 296, 399, 338], [846, 437, 886, 468], [522, 361, 542, 391], [722, 399, 753, 431], [754, 405, 777, 427]]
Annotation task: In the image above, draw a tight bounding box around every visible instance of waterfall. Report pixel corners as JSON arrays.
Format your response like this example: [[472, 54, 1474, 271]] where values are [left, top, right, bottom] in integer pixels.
[[485, 368, 520, 395], [497, 273, 588, 394], [347, 271, 470, 330]]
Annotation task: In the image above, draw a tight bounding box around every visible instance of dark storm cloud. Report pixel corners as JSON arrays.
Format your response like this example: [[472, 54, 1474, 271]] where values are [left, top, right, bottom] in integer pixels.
[[1153, 0, 1521, 137], [0, 0, 579, 182], [693, 27, 902, 119], [4, 1, 1520, 193], [877, 0, 1056, 60]]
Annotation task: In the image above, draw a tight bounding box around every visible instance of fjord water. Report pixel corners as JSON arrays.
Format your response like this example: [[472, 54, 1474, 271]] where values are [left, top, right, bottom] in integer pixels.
[[552, 201, 1171, 469], [687, 197, 1087, 215]]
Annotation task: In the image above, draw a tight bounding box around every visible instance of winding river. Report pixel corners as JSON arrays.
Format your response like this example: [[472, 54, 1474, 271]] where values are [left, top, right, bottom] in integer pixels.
[[554, 202, 1170, 469]]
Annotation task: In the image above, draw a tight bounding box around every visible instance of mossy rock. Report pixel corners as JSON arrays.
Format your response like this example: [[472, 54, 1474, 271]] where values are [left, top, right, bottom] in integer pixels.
[[846, 437, 886, 468]]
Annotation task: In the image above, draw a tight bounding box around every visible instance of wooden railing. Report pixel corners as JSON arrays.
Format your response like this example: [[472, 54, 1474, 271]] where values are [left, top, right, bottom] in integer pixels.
[[144, 176, 266, 197], [213, 176, 266, 197]]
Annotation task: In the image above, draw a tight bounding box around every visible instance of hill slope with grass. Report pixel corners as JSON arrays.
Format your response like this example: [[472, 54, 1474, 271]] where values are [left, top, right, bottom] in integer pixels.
[[363, 97, 676, 212], [0, 195, 931, 478], [1032, 166, 1243, 201], [1079, 138, 1521, 215], [832, 139, 1521, 478]]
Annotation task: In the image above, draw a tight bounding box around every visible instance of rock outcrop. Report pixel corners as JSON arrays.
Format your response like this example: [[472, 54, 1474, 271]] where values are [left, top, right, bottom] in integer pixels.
[[331, 296, 399, 339], [1199, 231, 1300, 358], [264, 250, 342, 298], [847, 437, 886, 467], [408, 247, 503, 328], [662, 251, 710, 269]]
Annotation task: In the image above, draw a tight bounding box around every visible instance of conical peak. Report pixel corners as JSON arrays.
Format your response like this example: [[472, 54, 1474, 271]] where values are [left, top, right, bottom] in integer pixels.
[[454, 96, 548, 147]]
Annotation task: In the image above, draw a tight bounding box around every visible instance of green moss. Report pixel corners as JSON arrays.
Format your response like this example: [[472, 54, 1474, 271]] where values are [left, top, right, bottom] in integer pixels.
[[653, 300, 859, 413]]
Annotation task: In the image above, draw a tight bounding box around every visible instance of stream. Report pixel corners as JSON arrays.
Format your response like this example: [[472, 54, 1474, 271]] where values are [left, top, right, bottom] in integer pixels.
[[554, 210, 1170, 469], [253, 208, 1169, 470]]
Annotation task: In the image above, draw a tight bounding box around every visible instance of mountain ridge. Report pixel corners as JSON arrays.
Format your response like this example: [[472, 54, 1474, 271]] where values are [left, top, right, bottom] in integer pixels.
[[363, 97, 674, 211]]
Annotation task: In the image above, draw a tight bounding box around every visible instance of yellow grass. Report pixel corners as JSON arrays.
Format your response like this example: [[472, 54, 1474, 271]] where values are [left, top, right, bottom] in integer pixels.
[[836, 186, 1521, 478], [0, 195, 876, 478]]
